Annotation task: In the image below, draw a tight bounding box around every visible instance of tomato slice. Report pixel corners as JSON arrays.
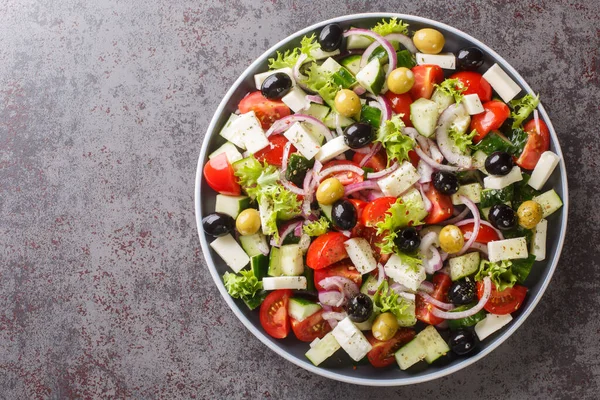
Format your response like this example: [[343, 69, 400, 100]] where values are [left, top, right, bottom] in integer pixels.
[[459, 222, 500, 244], [410, 65, 444, 100], [383, 91, 413, 126], [470, 100, 511, 143], [516, 119, 551, 170], [259, 290, 292, 339], [238, 91, 291, 129], [477, 282, 528, 315], [203, 153, 241, 195], [306, 232, 349, 270], [314, 260, 362, 291], [366, 329, 416, 367], [348, 199, 368, 221], [290, 310, 332, 342], [416, 273, 452, 325], [320, 160, 364, 185], [352, 149, 387, 172], [408, 149, 420, 169], [254, 134, 296, 166], [449, 71, 492, 102], [360, 197, 396, 227], [422, 184, 453, 225]]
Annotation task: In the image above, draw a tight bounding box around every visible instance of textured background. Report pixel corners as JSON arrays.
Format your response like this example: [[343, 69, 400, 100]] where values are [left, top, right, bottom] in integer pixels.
[[1, 0, 598, 399]]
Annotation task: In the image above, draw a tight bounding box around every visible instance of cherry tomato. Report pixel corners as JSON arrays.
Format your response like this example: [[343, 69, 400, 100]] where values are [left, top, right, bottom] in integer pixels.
[[408, 150, 420, 169], [306, 232, 349, 270], [470, 100, 510, 143], [314, 260, 362, 291], [410, 64, 444, 100], [360, 197, 397, 227], [259, 289, 292, 339], [459, 222, 501, 244], [416, 273, 452, 325], [203, 153, 241, 195], [348, 199, 368, 221], [449, 71, 492, 102], [238, 91, 291, 129], [516, 119, 551, 170], [366, 328, 416, 368], [352, 149, 388, 172], [254, 134, 296, 166], [422, 184, 454, 225], [477, 281, 528, 315], [320, 160, 365, 185], [290, 310, 332, 342], [383, 91, 413, 126]]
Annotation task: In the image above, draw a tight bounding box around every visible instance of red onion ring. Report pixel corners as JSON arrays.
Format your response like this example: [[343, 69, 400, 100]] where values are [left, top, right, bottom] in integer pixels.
[[293, 53, 311, 92], [306, 94, 323, 104], [319, 291, 345, 307], [418, 182, 433, 212], [427, 139, 445, 163], [273, 219, 303, 247], [343, 29, 397, 77], [358, 142, 382, 167], [418, 291, 455, 310], [419, 231, 439, 254], [280, 174, 306, 196], [457, 195, 480, 256], [319, 276, 359, 299], [366, 162, 399, 179], [414, 146, 462, 172], [417, 159, 434, 183], [419, 281, 435, 294], [469, 242, 489, 255], [266, 114, 333, 142], [344, 180, 380, 195], [422, 246, 442, 275], [281, 141, 292, 173], [440, 207, 471, 226], [366, 190, 384, 201], [360, 40, 382, 69], [435, 104, 473, 168], [389, 282, 413, 295], [430, 277, 492, 319], [353, 86, 366, 96], [384, 33, 418, 54], [317, 164, 365, 182]]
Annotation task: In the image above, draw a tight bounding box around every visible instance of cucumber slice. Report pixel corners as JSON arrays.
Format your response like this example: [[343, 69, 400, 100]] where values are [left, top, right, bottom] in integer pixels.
[[346, 34, 373, 50], [396, 49, 416, 69], [449, 252, 481, 281], [417, 325, 450, 363], [323, 112, 354, 130], [250, 254, 269, 280], [280, 244, 304, 276], [533, 189, 563, 218], [451, 182, 483, 205], [288, 298, 321, 322], [303, 267, 316, 292], [480, 186, 514, 208], [319, 203, 333, 223], [339, 54, 362, 75], [360, 104, 382, 128], [367, 41, 400, 65], [431, 89, 455, 114], [410, 98, 439, 138], [239, 232, 268, 258], [215, 194, 251, 219], [447, 302, 487, 330], [303, 103, 331, 122], [305, 332, 341, 366], [395, 338, 427, 370], [268, 247, 283, 277], [360, 274, 380, 297], [356, 58, 385, 95], [473, 131, 515, 155]]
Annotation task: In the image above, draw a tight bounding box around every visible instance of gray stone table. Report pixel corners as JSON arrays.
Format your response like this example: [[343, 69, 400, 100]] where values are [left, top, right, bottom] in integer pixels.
[[1, 0, 598, 399]]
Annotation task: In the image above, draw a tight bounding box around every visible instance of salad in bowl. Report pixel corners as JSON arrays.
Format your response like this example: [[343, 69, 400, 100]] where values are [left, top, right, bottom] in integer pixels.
[[197, 14, 565, 381]]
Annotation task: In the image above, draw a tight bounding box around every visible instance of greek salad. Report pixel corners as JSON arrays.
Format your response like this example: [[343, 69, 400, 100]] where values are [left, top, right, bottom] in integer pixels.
[[201, 18, 563, 371]]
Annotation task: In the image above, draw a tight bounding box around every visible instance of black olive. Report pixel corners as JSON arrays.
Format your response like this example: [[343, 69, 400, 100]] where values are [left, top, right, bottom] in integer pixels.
[[343, 122, 374, 149], [331, 199, 357, 230], [260, 72, 293, 100], [457, 47, 484, 71], [432, 171, 460, 195], [488, 204, 517, 230], [448, 329, 477, 355], [485, 151, 515, 176], [448, 279, 476, 305], [318, 23, 343, 52], [345, 293, 373, 323], [202, 212, 235, 237], [394, 227, 421, 253]]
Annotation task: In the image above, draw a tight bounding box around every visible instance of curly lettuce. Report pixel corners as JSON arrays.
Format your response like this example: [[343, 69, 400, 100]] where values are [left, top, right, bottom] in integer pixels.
[[372, 18, 409, 37], [303, 217, 330, 236], [375, 195, 426, 254], [434, 78, 467, 103], [304, 62, 339, 108], [449, 127, 477, 153], [509, 93, 539, 129], [373, 280, 416, 326], [376, 115, 415, 167], [223, 270, 262, 299], [475, 260, 517, 292], [268, 34, 321, 70]]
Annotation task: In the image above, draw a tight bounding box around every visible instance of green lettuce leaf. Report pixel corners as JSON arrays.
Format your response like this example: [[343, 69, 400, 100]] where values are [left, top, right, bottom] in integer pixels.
[[304, 62, 339, 108], [376, 114, 415, 166], [267, 34, 321, 70], [375, 195, 426, 254], [372, 18, 409, 37], [223, 270, 263, 299], [510, 93, 539, 129], [449, 127, 477, 153], [373, 280, 415, 325], [303, 217, 330, 236], [434, 78, 467, 103], [475, 259, 517, 292]]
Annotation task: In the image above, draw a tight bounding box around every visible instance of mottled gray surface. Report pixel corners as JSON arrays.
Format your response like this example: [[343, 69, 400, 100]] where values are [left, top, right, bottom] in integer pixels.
[[0, 0, 598, 398]]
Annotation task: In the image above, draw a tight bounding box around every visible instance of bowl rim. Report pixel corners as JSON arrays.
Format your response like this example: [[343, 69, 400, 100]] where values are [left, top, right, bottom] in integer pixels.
[[194, 12, 569, 386]]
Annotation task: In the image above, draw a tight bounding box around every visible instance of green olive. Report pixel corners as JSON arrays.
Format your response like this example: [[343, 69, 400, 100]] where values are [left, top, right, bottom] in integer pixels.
[[316, 177, 345, 205], [372, 312, 399, 341], [517, 200, 543, 229], [387, 67, 415, 94], [236, 208, 261, 236], [413, 28, 445, 54], [439, 224, 464, 254], [334, 89, 361, 117]]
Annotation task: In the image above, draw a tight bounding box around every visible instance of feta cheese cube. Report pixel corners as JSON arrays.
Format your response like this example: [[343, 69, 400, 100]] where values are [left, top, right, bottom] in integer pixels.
[[344, 238, 377, 274], [384, 253, 426, 291], [219, 113, 245, 149], [482, 64, 522, 103], [331, 317, 372, 362], [262, 276, 307, 290], [463, 93, 485, 114], [229, 111, 269, 153], [377, 161, 420, 197], [254, 67, 295, 90], [283, 122, 321, 160], [451, 182, 483, 205], [416, 52, 456, 69], [282, 86, 310, 112], [475, 314, 513, 341], [210, 234, 250, 273], [314, 136, 349, 163], [530, 219, 547, 261], [484, 166, 523, 190], [487, 237, 529, 262], [528, 151, 560, 190]]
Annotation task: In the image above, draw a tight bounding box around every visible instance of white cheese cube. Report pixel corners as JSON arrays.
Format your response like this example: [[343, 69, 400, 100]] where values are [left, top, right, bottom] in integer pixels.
[[416, 52, 456, 69], [384, 253, 426, 291], [377, 161, 421, 197], [305, 332, 340, 366], [482, 64, 522, 103], [210, 234, 250, 273], [262, 276, 307, 290], [229, 111, 269, 153], [528, 151, 560, 190], [219, 113, 246, 149], [254, 67, 295, 90], [451, 182, 483, 205], [475, 314, 513, 341], [463, 93, 485, 114], [258, 197, 274, 235], [314, 136, 349, 163], [283, 122, 321, 160], [282, 86, 310, 112], [530, 219, 547, 261], [487, 237, 529, 262], [344, 238, 377, 274], [484, 166, 523, 190], [331, 317, 373, 362]]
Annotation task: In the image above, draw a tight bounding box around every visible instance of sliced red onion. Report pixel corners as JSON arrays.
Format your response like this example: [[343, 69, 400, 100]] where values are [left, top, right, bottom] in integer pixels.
[[422, 246, 442, 275], [322, 311, 348, 321], [306, 94, 323, 104], [418, 291, 455, 310], [266, 114, 333, 142], [343, 29, 397, 76], [534, 109, 541, 139], [274, 219, 303, 247], [469, 242, 489, 255], [384, 33, 418, 54], [294, 222, 303, 236], [440, 250, 449, 262], [358, 142, 382, 167], [366, 94, 392, 125], [281, 141, 292, 173], [390, 282, 413, 295], [418, 183, 433, 212], [414, 146, 462, 172], [360, 40, 382, 69], [301, 171, 314, 218], [293, 53, 310, 92], [457, 195, 480, 256], [430, 277, 492, 319], [335, 113, 344, 137], [419, 281, 435, 294], [440, 207, 470, 226], [353, 86, 366, 96], [402, 127, 418, 140], [427, 139, 445, 164], [280, 174, 306, 196], [319, 276, 359, 299], [375, 263, 386, 290], [319, 291, 345, 307], [366, 190, 384, 201], [435, 104, 473, 169], [317, 164, 365, 182], [366, 162, 398, 179], [344, 180, 380, 196], [419, 231, 439, 254], [417, 159, 434, 183]]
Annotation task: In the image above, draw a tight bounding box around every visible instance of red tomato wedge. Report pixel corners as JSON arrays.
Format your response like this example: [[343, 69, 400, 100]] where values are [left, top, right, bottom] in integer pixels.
[[410, 65, 444, 100], [449, 71, 493, 102], [352, 149, 387, 172], [238, 91, 291, 129], [422, 185, 453, 225], [360, 197, 397, 227], [384, 91, 413, 126], [348, 199, 368, 221], [470, 100, 510, 143], [366, 329, 416, 368], [416, 273, 452, 325], [459, 222, 501, 244], [516, 119, 551, 170], [259, 290, 292, 339], [290, 310, 332, 342], [408, 150, 420, 169], [477, 282, 528, 315], [254, 134, 296, 166], [306, 232, 349, 270], [203, 152, 241, 195], [314, 261, 362, 291]]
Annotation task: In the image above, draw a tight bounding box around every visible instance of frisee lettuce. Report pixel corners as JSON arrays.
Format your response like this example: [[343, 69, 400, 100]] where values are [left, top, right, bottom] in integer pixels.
[[509, 93, 539, 129], [449, 127, 477, 153], [375, 195, 426, 254], [434, 78, 467, 103], [304, 62, 339, 108], [303, 217, 330, 236], [376, 114, 415, 167], [223, 270, 262, 299], [475, 259, 517, 292], [267, 34, 322, 70], [398, 252, 423, 273], [373, 280, 413, 322], [372, 18, 409, 37]]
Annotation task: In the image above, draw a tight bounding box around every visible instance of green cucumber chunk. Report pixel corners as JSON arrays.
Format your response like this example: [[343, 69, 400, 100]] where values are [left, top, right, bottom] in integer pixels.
[[449, 252, 481, 281], [447, 303, 487, 330], [285, 153, 315, 187], [356, 58, 385, 95], [288, 298, 321, 321], [410, 98, 439, 138], [360, 104, 382, 128]]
